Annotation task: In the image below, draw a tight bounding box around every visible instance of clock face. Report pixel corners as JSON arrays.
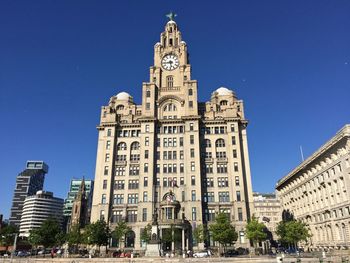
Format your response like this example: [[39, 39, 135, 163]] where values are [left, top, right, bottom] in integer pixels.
[[161, 54, 179, 71]]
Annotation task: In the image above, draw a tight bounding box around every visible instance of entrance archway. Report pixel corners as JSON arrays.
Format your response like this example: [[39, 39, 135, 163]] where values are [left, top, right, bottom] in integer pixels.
[[125, 230, 135, 248]]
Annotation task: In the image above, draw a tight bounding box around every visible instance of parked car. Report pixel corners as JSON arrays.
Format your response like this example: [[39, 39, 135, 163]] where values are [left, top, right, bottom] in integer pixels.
[[17, 251, 28, 257], [193, 250, 212, 258], [222, 249, 239, 257], [236, 247, 249, 255]]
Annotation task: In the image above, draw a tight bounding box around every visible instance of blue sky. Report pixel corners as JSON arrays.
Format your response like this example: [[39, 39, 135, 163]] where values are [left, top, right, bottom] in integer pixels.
[[0, 0, 349, 219]]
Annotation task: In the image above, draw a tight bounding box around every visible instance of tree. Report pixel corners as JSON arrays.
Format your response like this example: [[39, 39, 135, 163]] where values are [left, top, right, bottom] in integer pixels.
[[140, 224, 152, 244], [0, 224, 18, 251], [28, 218, 64, 248], [66, 224, 82, 252], [111, 221, 131, 248], [84, 220, 110, 252], [193, 224, 207, 245], [277, 220, 311, 248], [209, 212, 238, 253], [245, 218, 267, 251]]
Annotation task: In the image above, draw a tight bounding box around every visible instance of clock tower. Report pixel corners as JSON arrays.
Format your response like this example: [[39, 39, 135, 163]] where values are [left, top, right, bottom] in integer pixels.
[[142, 14, 198, 118]]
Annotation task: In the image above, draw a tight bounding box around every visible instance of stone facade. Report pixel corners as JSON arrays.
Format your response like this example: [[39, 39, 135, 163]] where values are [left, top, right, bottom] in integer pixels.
[[253, 192, 281, 242], [276, 125, 350, 250], [91, 16, 254, 251]]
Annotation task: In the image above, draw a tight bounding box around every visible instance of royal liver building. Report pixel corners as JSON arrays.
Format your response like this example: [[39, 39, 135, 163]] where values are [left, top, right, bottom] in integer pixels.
[[91, 15, 254, 252]]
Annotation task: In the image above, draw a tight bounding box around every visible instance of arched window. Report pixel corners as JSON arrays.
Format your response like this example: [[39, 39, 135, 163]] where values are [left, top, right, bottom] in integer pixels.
[[117, 142, 127, 150], [117, 105, 124, 111], [220, 100, 228, 106], [188, 89, 193, 96], [166, 76, 174, 88], [164, 103, 177, 112], [215, 139, 225, 147], [130, 142, 140, 150], [205, 139, 211, 148]]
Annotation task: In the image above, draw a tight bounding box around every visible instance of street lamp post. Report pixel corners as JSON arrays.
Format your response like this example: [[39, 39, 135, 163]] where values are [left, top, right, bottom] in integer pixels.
[[10, 233, 18, 263]]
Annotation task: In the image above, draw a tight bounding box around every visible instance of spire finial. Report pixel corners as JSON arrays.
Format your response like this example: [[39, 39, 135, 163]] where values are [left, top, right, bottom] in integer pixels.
[[166, 11, 177, 21]]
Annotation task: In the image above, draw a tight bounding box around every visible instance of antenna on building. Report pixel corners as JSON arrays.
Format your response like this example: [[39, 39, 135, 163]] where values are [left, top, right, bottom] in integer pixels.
[[300, 145, 305, 162]]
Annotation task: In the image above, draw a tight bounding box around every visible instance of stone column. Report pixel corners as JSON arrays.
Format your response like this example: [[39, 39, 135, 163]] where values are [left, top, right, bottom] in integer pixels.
[[182, 228, 185, 252], [172, 228, 175, 251]]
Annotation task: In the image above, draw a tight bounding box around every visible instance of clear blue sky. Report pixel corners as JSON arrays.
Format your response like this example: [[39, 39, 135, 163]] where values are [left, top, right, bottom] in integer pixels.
[[1, 0, 349, 219]]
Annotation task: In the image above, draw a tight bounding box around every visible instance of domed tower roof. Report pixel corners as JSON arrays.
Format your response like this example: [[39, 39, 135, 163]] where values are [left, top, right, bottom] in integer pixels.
[[116, 92, 133, 101], [214, 87, 234, 96]]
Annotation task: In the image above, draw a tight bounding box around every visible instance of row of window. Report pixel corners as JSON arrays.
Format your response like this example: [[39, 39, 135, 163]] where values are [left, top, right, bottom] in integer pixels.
[[205, 163, 239, 173]]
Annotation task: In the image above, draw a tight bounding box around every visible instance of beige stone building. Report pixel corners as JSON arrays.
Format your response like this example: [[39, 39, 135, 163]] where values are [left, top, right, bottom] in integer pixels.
[[276, 125, 350, 250], [253, 192, 281, 243], [91, 15, 254, 252]]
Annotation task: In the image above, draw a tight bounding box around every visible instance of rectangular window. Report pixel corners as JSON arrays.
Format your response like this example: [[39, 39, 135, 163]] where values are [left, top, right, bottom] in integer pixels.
[[190, 148, 195, 158], [128, 179, 139, 189], [233, 149, 237, 158], [192, 207, 197, 221], [190, 123, 194, 131], [114, 194, 124, 204], [115, 166, 125, 176], [142, 208, 147, 222], [163, 151, 168, 160], [191, 176, 196, 186], [103, 179, 107, 189], [156, 177, 160, 186], [145, 125, 150, 133], [144, 177, 148, 187], [180, 150, 184, 159], [112, 210, 123, 223], [236, 191, 241, 201], [173, 138, 177, 147], [191, 162, 195, 171], [163, 138, 167, 147], [238, 208, 243, 221], [191, 190, 196, 201], [190, 135, 194, 144], [105, 153, 110, 162], [207, 209, 215, 221], [127, 194, 138, 204], [130, 154, 140, 161], [114, 180, 124, 190], [146, 102, 150, 110], [145, 150, 149, 159], [180, 163, 184, 173], [116, 155, 126, 161], [189, 101, 193, 108], [217, 163, 228, 173], [168, 164, 172, 173], [100, 210, 105, 221], [101, 194, 107, 204], [182, 191, 185, 202], [235, 176, 240, 186], [218, 177, 229, 187], [156, 164, 160, 174], [206, 178, 214, 187], [107, 129, 112, 136], [106, 140, 111, 149], [143, 191, 148, 202], [230, 124, 235, 132], [129, 165, 140, 176], [206, 164, 213, 173], [173, 151, 177, 160], [173, 164, 177, 173], [163, 178, 167, 187], [180, 177, 184, 185], [232, 136, 236, 145], [216, 152, 226, 158], [104, 166, 109, 176], [163, 164, 167, 174], [127, 210, 137, 222], [180, 137, 184, 147], [144, 163, 148, 173], [207, 192, 215, 202], [219, 192, 230, 202], [145, 137, 149, 146], [234, 162, 239, 172]]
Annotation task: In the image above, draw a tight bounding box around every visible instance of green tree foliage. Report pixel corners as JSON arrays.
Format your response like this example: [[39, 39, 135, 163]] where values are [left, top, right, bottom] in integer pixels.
[[111, 221, 131, 248], [28, 218, 64, 248], [140, 224, 152, 244], [84, 220, 110, 251], [162, 224, 182, 243], [193, 224, 207, 244], [209, 212, 238, 248], [0, 224, 18, 249], [245, 218, 268, 248], [66, 224, 82, 252], [277, 220, 311, 247]]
